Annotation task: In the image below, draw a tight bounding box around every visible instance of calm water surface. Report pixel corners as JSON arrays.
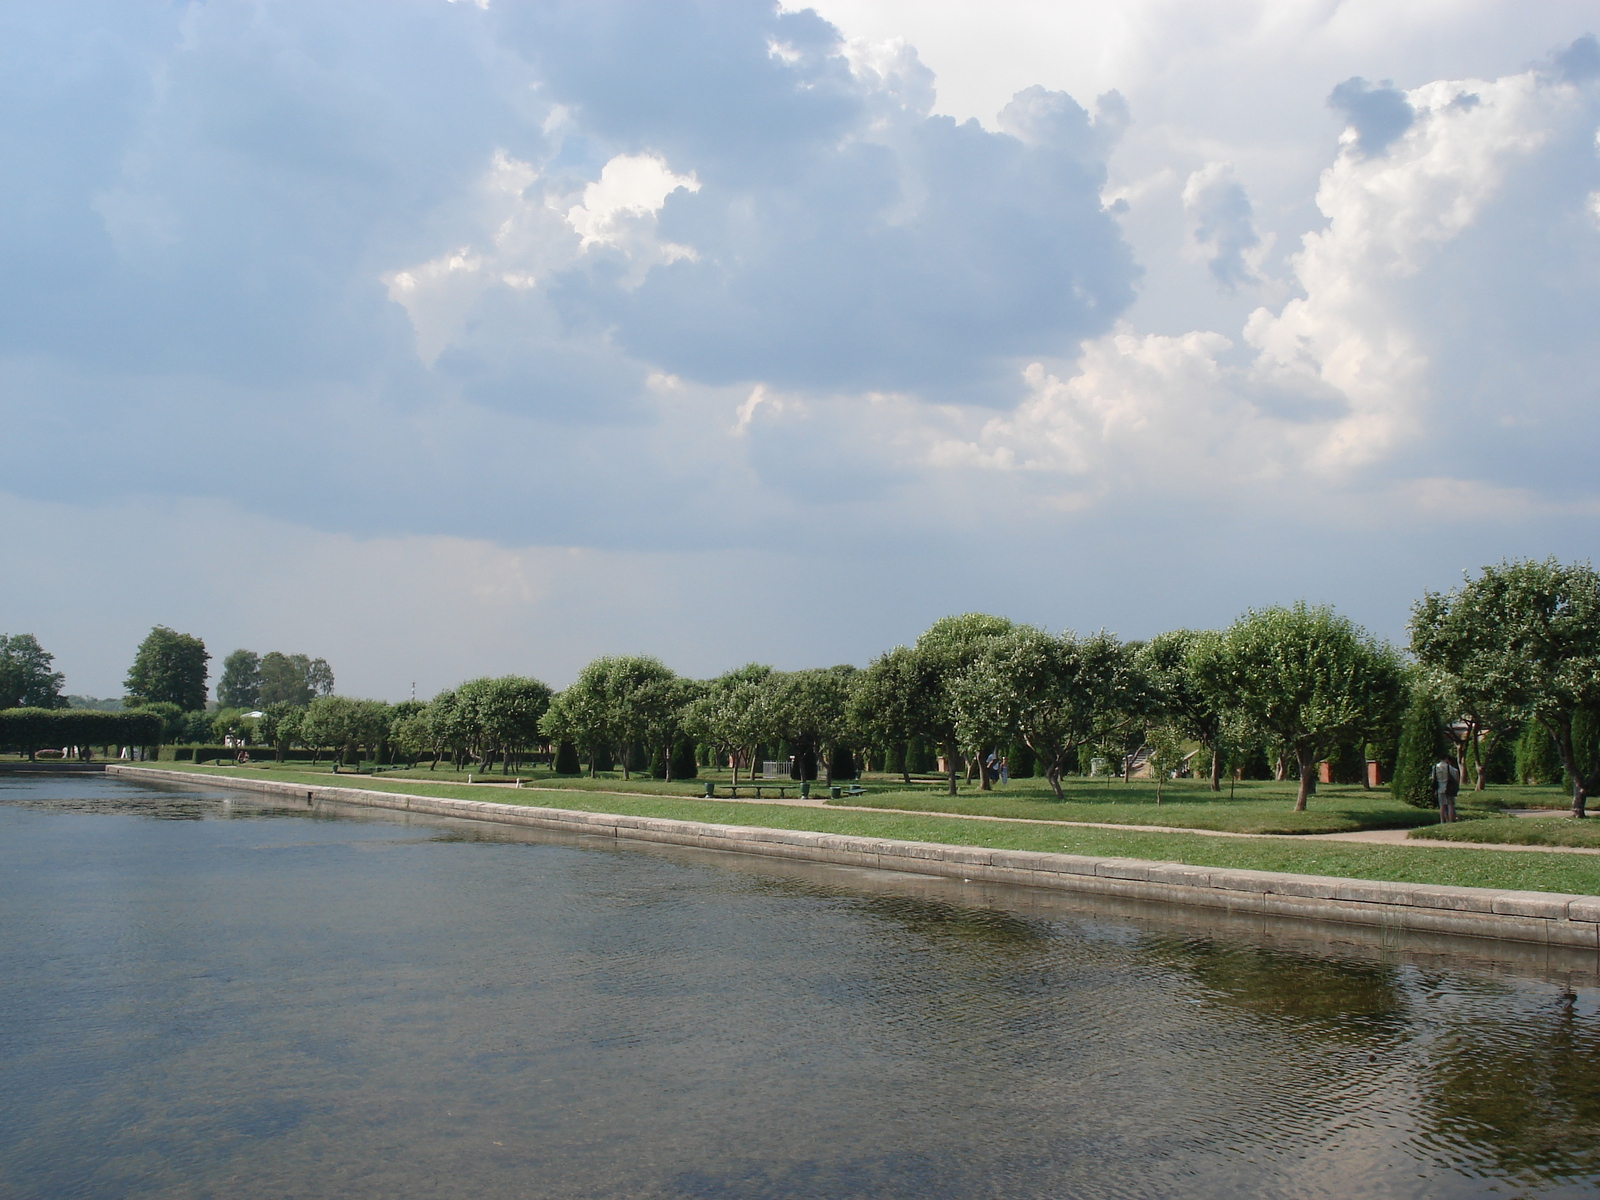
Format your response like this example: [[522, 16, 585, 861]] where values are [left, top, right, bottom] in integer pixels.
[[2, 773, 1599, 1199]]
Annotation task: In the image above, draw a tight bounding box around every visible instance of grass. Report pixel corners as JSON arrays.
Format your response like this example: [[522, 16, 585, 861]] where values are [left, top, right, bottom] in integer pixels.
[[822, 777, 1464, 835], [117, 761, 1600, 896], [1411, 814, 1600, 849]]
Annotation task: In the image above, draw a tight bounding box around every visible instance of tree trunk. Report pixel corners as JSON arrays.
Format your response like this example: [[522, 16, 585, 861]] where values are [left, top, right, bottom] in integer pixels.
[[1294, 750, 1316, 812], [1209, 746, 1222, 792], [945, 738, 959, 797], [1274, 752, 1288, 782], [588, 750, 596, 778], [663, 742, 673, 783], [1046, 765, 1064, 800], [822, 744, 832, 786], [621, 743, 630, 780], [977, 750, 991, 791]]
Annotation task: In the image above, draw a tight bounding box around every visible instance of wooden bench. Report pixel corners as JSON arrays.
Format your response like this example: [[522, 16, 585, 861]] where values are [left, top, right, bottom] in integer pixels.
[[706, 781, 791, 799]]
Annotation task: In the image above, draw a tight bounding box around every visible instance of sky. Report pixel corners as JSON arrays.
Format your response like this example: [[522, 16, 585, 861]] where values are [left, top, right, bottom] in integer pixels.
[[4, 0, 1600, 701]]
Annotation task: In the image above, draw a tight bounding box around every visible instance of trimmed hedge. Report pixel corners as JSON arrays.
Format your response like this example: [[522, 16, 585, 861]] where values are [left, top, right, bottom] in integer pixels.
[[0, 708, 164, 757]]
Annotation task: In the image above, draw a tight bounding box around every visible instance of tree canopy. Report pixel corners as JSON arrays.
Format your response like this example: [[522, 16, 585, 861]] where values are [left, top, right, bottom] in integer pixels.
[[217, 650, 262, 709], [1194, 603, 1403, 811], [1411, 557, 1600, 816], [125, 626, 209, 712], [0, 634, 65, 710]]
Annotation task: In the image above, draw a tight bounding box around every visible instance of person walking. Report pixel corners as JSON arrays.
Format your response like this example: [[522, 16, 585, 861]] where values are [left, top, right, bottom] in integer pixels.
[[1433, 751, 1461, 823]]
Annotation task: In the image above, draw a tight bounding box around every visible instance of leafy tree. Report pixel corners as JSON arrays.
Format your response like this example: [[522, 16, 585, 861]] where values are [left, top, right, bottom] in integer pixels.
[[766, 666, 859, 784], [458, 675, 553, 773], [257, 652, 335, 707], [422, 688, 468, 769], [850, 646, 932, 785], [125, 626, 210, 711], [217, 650, 262, 709], [681, 666, 776, 784], [1145, 724, 1188, 804], [1140, 630, 1225, 790], [1411, 558, 1600, 817], [386, 700, 428, 767], [256, 701, 301, 762], [539, 659, 632, 777], [181, 710, 214, 744], [1196, 602, 1404, 812], [880, 614, 1015, 796], [951, 626, 1146, 800], [299, 696, 389, 768], [0, 634, 65, 709]]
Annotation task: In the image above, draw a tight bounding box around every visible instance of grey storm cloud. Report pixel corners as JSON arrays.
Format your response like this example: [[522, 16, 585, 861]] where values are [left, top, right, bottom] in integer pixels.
[[509, 2, 1139, 401]]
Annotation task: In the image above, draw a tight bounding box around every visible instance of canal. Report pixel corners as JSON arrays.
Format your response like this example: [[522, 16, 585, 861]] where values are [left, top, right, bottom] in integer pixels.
[[2, 772, 1598, 1199]]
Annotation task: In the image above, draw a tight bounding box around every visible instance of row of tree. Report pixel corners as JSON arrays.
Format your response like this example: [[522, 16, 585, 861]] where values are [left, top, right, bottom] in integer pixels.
[[9, 560, 1598, 817]]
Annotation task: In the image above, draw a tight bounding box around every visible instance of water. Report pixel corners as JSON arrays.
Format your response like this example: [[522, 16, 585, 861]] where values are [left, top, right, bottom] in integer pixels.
[[2, 773, 1598, 1199]]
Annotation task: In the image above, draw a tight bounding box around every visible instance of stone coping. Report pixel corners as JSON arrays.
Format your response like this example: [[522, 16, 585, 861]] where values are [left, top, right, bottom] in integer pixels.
[[104, 766, 1600, 952]]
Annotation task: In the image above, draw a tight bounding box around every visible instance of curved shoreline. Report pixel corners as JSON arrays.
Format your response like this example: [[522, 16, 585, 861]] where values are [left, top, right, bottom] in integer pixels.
[[105, 764, 1600, 953]]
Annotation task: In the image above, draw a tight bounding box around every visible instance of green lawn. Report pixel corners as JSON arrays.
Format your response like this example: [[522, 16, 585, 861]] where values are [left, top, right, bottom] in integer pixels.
[[818, 775, 1573, 835], [1411, 814, 1600, 849], [119, 762, 1600, 896]]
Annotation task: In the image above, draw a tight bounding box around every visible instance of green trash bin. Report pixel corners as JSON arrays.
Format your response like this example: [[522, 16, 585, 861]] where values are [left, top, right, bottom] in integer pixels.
[[703, 781, 715, 798], [829, 785, 841, 799]]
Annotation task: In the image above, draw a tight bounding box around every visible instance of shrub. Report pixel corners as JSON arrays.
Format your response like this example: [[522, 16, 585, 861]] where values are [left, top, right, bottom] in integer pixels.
[[1393, 689, 1449, 808], [553, 741, 581, 775]]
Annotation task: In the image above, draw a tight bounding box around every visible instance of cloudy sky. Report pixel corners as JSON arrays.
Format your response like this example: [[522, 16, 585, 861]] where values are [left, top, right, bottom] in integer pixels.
[[5, 0, 1600, 700]]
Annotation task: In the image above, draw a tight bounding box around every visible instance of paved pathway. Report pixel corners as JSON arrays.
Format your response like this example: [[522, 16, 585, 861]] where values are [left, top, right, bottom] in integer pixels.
[[414, 777, 1600, 857]]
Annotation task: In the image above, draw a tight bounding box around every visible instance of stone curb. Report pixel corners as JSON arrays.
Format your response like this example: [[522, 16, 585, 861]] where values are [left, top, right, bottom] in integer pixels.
[[105, 766, 1600, 951]]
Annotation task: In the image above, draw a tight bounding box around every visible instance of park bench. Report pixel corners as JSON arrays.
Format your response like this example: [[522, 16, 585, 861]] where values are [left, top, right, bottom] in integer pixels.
[[707, 781, 791, 799]]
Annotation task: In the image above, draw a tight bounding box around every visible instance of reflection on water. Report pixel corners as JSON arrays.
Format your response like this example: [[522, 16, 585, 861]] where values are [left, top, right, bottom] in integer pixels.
[[1, 773, 1598, 1199]]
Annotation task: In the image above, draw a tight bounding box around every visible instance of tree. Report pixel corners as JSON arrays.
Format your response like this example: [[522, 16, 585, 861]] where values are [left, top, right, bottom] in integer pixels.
[[1145, 725, 1188, 804], [298, 696, 387, 768], [1140, 630, 1225, 790], [386, 700, 429, 767], [1196, 602, 1404, 812], [1411, 558, 1600, 817], [257, 652, 334, 707], [125, 626, 210, 711], [256, 701, 301, 762], [0, 634, 66, 709], [217, 650, 262, 709], [903, 614, 1017, 796], [951, 626, 1146, 800], [681, 666, 776, 784], [766, 667, 858, 785], [422, 688, 468, 769], [850, 646, 932, 785], [458, 676, 553, 773]]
